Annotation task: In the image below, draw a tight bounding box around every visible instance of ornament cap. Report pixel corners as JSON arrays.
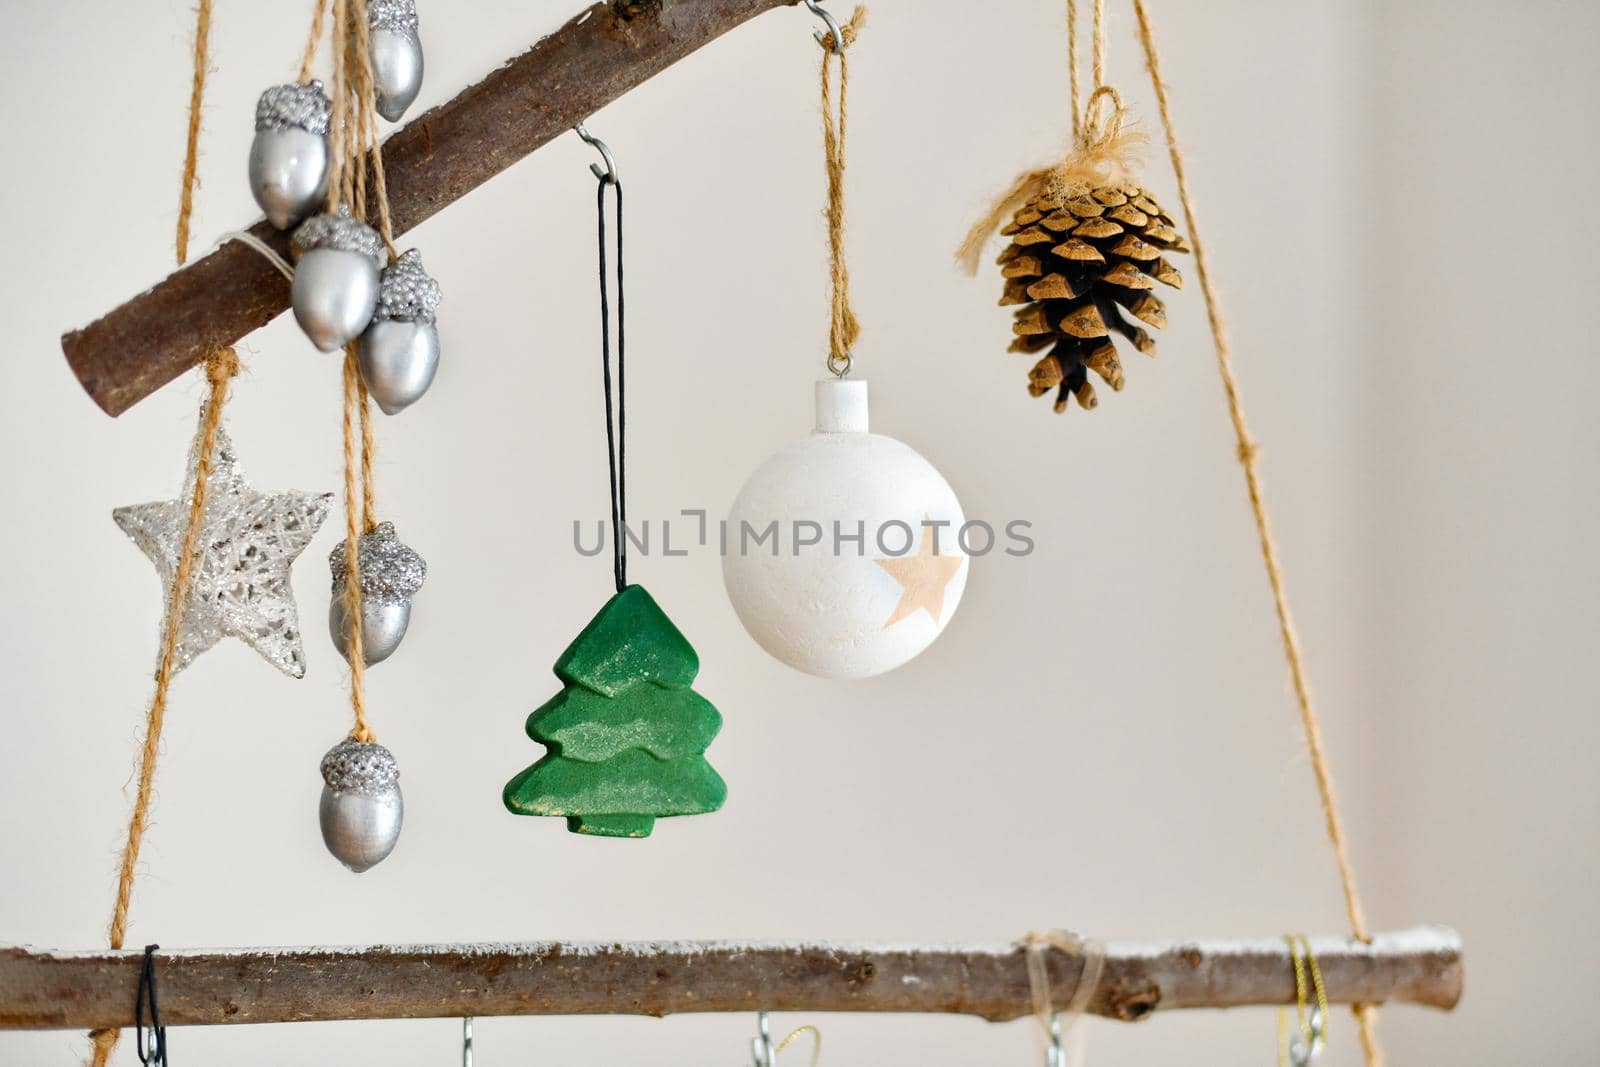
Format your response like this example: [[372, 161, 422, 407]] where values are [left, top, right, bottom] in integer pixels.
[[814, 378, 869, 434], [255, 81, 332, 135], [292, 207, 387, 270], [329, 521, 426, 604], [369, 0, 420, 36], [320, 738, 400, 793], [373, 249, 441, 325]]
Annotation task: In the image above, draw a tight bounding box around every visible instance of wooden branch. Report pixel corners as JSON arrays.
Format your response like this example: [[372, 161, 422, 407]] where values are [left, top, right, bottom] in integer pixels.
[[63, 0, 795, 416], [0, 926, 1460, 1030]]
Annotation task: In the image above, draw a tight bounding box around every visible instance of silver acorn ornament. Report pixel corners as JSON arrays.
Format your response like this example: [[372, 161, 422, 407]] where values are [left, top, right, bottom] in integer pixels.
[[369, 0, 424, 122], [359, 250, 442, 414], [291, 207, 385, 352], [329, 521, 427, 666], [319, 738, 403, 872], [249, 81, 331, 230]]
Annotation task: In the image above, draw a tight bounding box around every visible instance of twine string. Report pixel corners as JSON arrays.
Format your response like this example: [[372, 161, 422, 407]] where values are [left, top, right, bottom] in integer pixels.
[[328, 0, 392, 738], [1090, 0, 1106, 91], [595, 174, 627, 593], [341, 349, 375, 742], [298, 0, 331, 83], [819, 7, 866, 377], [1128, 2, 1383, 1062], [175, 0, 213, 265], [326, 0, 349, 212], [86, 350, 238, 1067], [346, 0, 398, 254], [1066, 0, 1080, 142], [87, 4, 232, 1058], [219, 230, 296, 279]]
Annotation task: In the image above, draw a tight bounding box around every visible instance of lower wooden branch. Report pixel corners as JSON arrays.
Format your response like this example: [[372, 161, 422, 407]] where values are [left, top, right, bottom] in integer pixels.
[[0, 926, 1461, 1030]]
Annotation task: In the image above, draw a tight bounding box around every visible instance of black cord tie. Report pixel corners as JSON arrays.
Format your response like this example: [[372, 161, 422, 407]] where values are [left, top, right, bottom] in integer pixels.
[[596, 174, 627, 593], [136, 944, 168, 1066]]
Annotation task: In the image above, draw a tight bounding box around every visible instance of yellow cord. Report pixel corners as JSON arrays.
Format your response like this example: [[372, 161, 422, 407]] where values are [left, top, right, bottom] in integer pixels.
[[776, 1024, 822, 1066], [1278, 935, 1328, 1066]]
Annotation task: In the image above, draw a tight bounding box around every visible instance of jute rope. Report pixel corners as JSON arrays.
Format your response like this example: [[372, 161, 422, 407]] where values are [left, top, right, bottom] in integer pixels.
[[819, 6, 866, 377], [341, 349, 375, 741], [1128, 2, 1384, 1062], [298, 0, 331, 84], [86, 351, 238, 1067], [1066, 0, 1081, 142], [326, 0, 396, 740], [1089, 0, 1106, 90], [174, 0, 213, 265], [345, 0, 398, 254], [86, 5, 235, 1061]]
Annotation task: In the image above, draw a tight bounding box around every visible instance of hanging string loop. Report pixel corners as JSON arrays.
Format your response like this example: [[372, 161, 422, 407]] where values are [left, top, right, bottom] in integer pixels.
[[134, 945, 168, 1067], [818, 6, 866, 378], [1278, 935, 1329, 1067], [1022, 930, 1105, 1065], [584, 126, 628, 594], [1079, 84, 1125, 149]]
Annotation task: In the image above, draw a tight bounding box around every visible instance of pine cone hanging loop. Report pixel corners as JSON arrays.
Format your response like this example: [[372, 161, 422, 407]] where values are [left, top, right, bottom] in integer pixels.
[[1079, 85, 1126, 147]]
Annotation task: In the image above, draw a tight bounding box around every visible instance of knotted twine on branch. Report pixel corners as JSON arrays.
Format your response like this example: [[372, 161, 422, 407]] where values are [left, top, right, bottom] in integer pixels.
[[819, 6, 866, 376]]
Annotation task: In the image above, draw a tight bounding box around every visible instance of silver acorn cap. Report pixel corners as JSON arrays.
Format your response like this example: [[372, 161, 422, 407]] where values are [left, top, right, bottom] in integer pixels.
[[292, 207, 387, 271], [373, 250, 442, 325], [329, 521, 427, 604], [255, 81, 332, 135], [321, 737, 401, 793], [369, 0, 420, 35]]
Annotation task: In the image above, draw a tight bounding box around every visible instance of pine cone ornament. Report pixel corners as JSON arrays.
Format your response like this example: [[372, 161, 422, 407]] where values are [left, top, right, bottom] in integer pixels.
[[997, 184, 1190, 413]]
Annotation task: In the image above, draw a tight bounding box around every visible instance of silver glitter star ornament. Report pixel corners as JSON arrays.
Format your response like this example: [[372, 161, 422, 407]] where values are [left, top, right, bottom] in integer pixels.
[[113, 420, 333, 679]]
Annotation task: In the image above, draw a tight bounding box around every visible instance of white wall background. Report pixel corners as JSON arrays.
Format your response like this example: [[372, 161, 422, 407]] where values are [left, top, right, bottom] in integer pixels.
[[0, 0, 1594, 1064]]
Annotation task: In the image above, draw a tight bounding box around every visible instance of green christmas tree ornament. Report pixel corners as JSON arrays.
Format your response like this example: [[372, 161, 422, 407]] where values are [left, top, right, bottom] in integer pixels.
[[504, 585, 727, 838]]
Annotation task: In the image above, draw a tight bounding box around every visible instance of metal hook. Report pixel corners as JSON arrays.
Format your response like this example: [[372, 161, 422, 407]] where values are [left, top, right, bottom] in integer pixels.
[[1043, 1012, 1064, 1067], [1288, 1003, 1325, 1067], [462, 1016, 474, 1067], [749, 1011, 777, 1067], [573, 124, 618, 184], [801, 0, 846, 52]]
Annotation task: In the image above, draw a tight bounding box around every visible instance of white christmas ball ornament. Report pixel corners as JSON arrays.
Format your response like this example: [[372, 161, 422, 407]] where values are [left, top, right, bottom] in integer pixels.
[[723, 380, 968, 679]]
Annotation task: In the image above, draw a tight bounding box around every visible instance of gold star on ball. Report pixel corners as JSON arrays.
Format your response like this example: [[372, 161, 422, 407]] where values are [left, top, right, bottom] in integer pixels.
[[876, 520, 965, 629], [114, 420, 332, 679]]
